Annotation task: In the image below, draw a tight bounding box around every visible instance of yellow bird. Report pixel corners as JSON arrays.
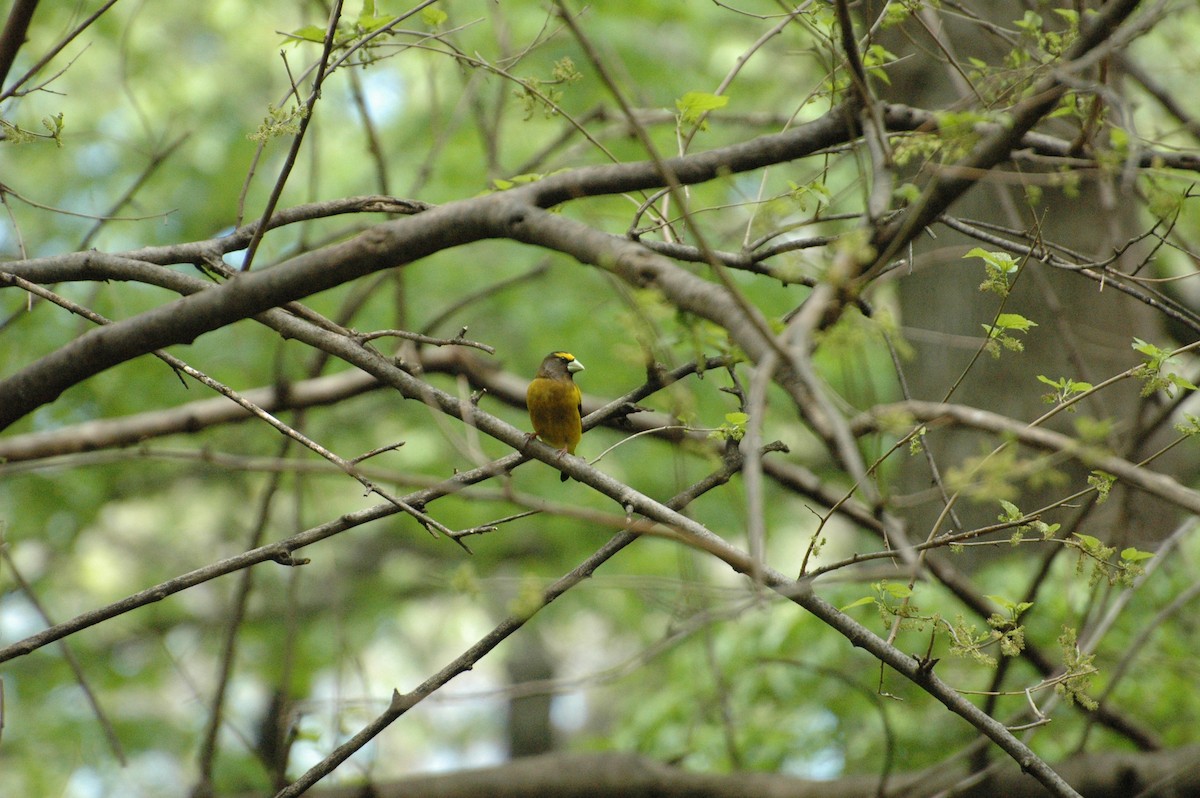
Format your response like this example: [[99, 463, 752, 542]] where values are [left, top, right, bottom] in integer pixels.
[[526, 351, 584, 481]]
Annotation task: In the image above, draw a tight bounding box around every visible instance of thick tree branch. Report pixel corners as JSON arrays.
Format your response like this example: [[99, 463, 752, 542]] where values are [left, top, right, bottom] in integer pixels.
[[262, 747, 1200, 798], [0, 201, 487, 429], [4, 58, 1187, 435], [0, 108, 858, 431]]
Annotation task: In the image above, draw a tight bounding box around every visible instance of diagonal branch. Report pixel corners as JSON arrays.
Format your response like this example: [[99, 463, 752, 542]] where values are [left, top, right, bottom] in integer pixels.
[[240, 0, 344, 272], [274, 453, 746, 796], [0, 0, 120, 103]]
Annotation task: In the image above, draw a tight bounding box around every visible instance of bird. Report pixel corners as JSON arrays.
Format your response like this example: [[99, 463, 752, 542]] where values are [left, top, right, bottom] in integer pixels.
[[526, 351, 584, 481]]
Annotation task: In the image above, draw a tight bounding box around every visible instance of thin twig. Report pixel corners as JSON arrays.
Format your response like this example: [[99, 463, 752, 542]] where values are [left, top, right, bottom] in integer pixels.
[[241, 0, 345, 271]]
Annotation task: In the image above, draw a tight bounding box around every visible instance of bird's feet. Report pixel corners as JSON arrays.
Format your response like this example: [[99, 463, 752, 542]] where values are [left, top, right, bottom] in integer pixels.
[[555, 447, 574, 482]]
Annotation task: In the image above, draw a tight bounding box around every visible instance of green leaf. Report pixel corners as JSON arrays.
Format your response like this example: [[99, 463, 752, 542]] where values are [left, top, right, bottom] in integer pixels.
[[841, 595, 877, 611], [1088, 470, 1116, 502], [1174, 413, 1200, 436], [986, 595, 1033, 618], [997, 500, 1021, 521], [1036, 374, 1093, 409], [42, 113, 65, 147], [1131, 337, 1196, 397], [995, 313, 1037, 332], [421, 7, 448, 27], [1014, 10, 1044, 33], [1131, 337, 1162, 358], [709, 411, 748, 441], [787, 179, 831, 211], [986, 594, 1016, 611], [676, 91, 729, 127], [283, 25, 326, 44], [1120, 547, 1154, 563], [1053, 8, 1080, 25], [964, 247, 1018, 273], [491, 173, 546, 191], [894, 182, 921, 204], [359, 13, 395, 32], [965, 248, 1019, 296], [863, 44, 897, 86], [1170, 373, 1198, 392], [1037, 522, 1061, 540]]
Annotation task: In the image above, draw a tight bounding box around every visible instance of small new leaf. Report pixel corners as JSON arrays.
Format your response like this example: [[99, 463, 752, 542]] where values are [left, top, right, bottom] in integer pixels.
[[284, 25, 326, 44], [1132, 337, 1198, 398], [249, 104, 308, 142], [985, 595, 1032, 617], [862, 44, 897, 85], [709, 412, 749, 442], [995, 313, 1037, 332], [42, 113, 65, 147], [894, 182, 921, 204], [787, 179, 831, 212], [981, 314, 1037, 358], [1120, 547, 1154, 564], [908, 425, 926, 455], [1087, 470, 1115, 503], [676, 91, 729, 129], [1175, 414, 1200, 437], [841, 595, 877, 611], [877, 581, 912, 599], [421, 7, 448, 26], [965, 247, 1018, 296], [1036, 374, 1093, 409], [490, 172, 547, 191], [997, 500, 1022, 522]]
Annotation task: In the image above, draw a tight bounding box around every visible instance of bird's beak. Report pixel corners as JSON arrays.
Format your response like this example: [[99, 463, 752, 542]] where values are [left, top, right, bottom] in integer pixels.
[[567, 359, 585, 373]]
